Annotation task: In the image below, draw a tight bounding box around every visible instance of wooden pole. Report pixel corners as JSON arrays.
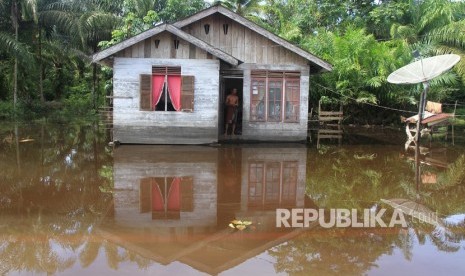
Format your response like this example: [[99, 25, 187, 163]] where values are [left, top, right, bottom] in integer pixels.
[[415, 82, 429, 144]]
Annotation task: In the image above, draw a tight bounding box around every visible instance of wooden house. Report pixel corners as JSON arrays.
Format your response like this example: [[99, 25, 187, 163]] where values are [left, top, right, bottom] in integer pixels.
[[107, 145, 311, 274], [92, 5, 332, 144]]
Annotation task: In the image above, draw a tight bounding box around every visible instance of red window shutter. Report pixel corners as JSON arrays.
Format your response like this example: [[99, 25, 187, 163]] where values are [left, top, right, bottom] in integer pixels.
[[181, 75, 195, 111], [140, 74, 152, 111]]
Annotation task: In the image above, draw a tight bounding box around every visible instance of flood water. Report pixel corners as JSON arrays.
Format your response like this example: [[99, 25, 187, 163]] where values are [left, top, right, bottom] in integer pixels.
[[1, 122, 465, 275]]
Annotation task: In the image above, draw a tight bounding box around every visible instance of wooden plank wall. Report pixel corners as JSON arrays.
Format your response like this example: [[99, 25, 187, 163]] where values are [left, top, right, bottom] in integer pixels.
[[181, 14, 308, 66], [113, 145, 218, 228], [112, 13, 309, 66], [116, 32, 210, 60], [112, 58, 220, 144]]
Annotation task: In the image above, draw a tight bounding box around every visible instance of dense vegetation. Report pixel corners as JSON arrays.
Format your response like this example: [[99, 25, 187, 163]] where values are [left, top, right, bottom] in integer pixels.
[[1, 0, 465, 123]]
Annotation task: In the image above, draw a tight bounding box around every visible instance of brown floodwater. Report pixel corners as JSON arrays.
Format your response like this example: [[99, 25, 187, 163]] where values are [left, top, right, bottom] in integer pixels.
[[1, 122, 465, 275]]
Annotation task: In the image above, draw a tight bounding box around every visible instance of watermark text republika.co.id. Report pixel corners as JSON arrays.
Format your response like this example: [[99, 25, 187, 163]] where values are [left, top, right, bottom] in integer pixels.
[[275, 208, 437, 228]]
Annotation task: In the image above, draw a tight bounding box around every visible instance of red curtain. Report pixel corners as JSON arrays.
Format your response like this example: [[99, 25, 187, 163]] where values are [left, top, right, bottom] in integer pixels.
[[151, 178, 181, 211], [151, 180, 164, 211], [167, 177, 181, 211], [152, 75, 165, 109], [167, 75, 182, 111]]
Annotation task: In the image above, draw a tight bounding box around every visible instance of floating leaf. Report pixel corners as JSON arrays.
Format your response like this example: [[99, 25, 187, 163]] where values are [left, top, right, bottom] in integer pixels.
[[236, 225, 246, 231], [229, 219, 253, 230]]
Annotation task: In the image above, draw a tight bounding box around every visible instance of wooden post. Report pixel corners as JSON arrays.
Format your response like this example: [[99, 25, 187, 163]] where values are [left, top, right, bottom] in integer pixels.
[[415, 82, 429, 144]]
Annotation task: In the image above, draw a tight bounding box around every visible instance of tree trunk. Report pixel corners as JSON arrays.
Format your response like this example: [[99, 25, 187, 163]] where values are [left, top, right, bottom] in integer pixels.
[[92, 63, 97, 109], [12, 1, 18, 110], [13, 18, 18, 109], [14, 55, 18, 109], [38, 28, 44, 103]]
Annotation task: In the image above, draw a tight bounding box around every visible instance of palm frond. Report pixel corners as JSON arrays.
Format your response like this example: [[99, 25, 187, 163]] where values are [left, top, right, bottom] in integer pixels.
[[0, 32, 34, 66]]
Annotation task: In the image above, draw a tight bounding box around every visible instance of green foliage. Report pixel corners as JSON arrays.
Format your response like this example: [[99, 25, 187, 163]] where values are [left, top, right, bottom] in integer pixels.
[[99, 10, 160, 48], [0, 32, 34, 66], [1, 0, 465, 124], [62, 91, 94, 116], [159, 0, 206, 22], [305, 26, 413, 111], [99, 0, 205, 48], [0, 101, 15, 120], [433, 154, 465, 190]]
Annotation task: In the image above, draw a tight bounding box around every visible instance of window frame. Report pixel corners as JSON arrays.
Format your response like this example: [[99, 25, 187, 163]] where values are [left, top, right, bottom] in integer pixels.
[[139, 66, 194, 112], [250, 71, 301, 123], [247, 161, 298, 209]]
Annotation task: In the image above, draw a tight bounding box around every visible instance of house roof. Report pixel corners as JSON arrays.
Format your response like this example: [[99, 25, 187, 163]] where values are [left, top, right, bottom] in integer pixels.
[[92, 5, 332, 72], [98, 217, 309, 275], [92, 23, 241, 66], [174, 5, 332, 72]]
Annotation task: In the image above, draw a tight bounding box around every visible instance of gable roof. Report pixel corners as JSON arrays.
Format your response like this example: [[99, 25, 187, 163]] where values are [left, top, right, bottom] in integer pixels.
[[92, 23, 241, 66], [174, 5, 332, 72], [92, 5, 332, 72]]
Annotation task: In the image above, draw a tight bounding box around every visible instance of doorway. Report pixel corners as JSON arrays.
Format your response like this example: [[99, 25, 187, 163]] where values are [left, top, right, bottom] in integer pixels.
[[220, 76, 243, 136]]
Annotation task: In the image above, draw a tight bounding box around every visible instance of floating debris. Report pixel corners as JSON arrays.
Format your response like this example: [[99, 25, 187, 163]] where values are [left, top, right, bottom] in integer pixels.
[[19, 138, 35, 143], [228, 219, 253, 231], [354, 153, 377, 160]]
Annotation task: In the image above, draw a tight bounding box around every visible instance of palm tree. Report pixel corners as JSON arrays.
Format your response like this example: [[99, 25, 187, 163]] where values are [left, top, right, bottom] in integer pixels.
[[390, 0, 465, 81], [41, 0, 122, 108], [8, 0, 39, 109], [213, 0, 260, 17]]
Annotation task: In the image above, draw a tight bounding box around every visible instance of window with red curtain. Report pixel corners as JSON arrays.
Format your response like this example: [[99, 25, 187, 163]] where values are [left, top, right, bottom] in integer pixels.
[[138, 66, 195, 112]]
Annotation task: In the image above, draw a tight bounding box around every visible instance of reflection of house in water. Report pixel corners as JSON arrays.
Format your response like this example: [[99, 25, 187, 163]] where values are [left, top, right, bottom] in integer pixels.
[[112, 146, 218, 228], [105, 145, 310, 274]]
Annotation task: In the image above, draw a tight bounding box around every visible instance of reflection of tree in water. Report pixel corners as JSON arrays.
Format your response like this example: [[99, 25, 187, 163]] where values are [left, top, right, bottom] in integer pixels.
[[0, 122, 121, 274], [306, 146, 413, 209], [275, 145, 465, 275], [399, 153, 465, 254], [269, 228, 399, 275]]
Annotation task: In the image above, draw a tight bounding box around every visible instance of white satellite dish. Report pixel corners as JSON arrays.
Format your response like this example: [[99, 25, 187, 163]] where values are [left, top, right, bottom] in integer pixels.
[[387, 54, 461, 149], [388, 54, 460, 84]]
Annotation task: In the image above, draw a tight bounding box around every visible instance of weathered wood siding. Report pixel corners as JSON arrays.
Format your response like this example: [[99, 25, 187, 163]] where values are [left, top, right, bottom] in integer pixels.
[[239, 64, 310, 141], [182, 14, 308, 66], [113, 146, 218, 228], [113, 58, 220, 144], [115, 31, 211, 60]]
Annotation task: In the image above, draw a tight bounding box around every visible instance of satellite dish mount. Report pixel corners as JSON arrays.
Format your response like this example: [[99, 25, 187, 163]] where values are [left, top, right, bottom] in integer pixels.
[[387, 53, 460, 146]]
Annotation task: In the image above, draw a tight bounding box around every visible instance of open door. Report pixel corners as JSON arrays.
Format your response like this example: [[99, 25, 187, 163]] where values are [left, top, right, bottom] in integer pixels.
[[220, 75, 243, 136]]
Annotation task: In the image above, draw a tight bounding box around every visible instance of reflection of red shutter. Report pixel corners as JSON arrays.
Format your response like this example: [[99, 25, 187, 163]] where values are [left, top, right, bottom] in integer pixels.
[[181, 76, 195, 111], [139, 178, 151, 213], [181, 177, 194, 211], [140, 74, 152, 110]]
